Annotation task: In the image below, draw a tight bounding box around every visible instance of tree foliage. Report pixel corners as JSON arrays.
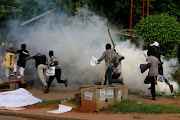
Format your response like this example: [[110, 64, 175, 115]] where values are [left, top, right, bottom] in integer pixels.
[[135, 13, 180, 58], [55, 0, 179, 28], [0, 0, 22, 22], [150, 0, 180, 21], [0, 0, 56, 43], [17, 0, 55, 20]]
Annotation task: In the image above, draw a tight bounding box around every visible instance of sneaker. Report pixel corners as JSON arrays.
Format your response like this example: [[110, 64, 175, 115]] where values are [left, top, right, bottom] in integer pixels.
[[64, 79, 68, 87], [44, 86, 49, 93], [152, 97, 156, 100], [10, 72, 16, 77], [169, 85, 173, 93], [44, 89, 49, 93]]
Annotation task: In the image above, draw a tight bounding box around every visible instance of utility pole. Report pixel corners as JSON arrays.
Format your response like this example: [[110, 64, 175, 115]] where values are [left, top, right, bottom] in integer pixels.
[[130, 0, 149, 42]]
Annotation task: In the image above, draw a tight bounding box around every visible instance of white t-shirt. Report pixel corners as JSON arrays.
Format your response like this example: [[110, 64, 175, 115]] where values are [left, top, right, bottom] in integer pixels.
[[50, 56, 60, 69]]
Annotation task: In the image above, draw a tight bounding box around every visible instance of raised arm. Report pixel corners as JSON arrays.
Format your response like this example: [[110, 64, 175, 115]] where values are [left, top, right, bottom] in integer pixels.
[[98, 51, 106, 63], [6, 50, 17, 53]]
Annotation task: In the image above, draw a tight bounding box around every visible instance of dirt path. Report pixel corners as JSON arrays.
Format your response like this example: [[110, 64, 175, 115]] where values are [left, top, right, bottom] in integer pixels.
[[28, 87, 77, 101]]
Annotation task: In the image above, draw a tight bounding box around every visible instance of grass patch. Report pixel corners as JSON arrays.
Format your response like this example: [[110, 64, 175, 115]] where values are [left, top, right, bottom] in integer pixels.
[[67, 98, 81, 104], [109, 100, 180, 114], [67, 98, 76, 103], [108, 84, 114, 87], [37, 100, 62, 106]]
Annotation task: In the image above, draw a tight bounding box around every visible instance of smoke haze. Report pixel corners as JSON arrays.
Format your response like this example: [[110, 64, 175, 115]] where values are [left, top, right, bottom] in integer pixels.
[[7, 8, 179, 95]]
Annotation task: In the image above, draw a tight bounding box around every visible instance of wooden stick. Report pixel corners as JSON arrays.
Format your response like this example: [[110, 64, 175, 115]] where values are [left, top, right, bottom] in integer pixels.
[[0, 89, 12, 91], [21, 8, 56, 26], [0, 70, 37, 85], [108, 28, 116, 47], [0, 80, 21, 85]]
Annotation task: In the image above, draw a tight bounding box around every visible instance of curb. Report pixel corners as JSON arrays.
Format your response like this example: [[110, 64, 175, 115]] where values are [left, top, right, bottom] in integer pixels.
[[0, 110, 86, 120]]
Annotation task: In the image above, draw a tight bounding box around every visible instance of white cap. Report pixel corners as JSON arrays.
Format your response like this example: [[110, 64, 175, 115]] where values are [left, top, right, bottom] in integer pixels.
[[150, 42, 159, 47]]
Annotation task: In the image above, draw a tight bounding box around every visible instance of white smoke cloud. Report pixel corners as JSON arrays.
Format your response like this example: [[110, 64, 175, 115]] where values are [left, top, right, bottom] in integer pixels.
[[116, 41, 179, 95], [8, 8, 179, 95]]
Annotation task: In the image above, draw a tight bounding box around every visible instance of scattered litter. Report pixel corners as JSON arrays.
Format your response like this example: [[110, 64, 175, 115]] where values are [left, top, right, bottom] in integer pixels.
[[61, 100, 68, 104], [90, 56, 98, 66], [46, 66, 55, 76], [136, 101, 142, 104], [0, 88, 42, 107], [47, 104, 72, 114], [61, 100, 77, 108]]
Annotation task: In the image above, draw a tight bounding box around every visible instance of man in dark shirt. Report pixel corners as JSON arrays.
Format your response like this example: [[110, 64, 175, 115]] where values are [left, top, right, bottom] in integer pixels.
[[26, 53, 48, 90], [7, 44, 29, 82]]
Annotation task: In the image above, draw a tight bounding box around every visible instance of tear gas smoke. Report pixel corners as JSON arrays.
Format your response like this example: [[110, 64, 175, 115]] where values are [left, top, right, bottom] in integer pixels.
[[7, 8, 179, 95], [115, 42, 179, 95]]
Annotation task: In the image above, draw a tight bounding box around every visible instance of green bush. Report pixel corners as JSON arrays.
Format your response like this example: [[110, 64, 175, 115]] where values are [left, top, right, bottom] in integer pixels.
[[135, 13, 180, 59]]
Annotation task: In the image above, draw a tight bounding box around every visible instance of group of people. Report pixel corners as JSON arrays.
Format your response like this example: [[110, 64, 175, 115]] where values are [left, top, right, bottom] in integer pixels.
[[97, 42, 173, 100], [1, 42, 174, 98], [1, 44, 68, 93]]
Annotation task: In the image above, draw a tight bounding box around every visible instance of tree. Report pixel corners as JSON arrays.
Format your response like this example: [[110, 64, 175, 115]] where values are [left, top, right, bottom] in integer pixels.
[[150, 0, 180, 22], [55, 0, 92, 15], [17, 0, 55, 20], [0, 0, 22, 43], [0, 0, 22, 22], [135, 13, 180, 58]]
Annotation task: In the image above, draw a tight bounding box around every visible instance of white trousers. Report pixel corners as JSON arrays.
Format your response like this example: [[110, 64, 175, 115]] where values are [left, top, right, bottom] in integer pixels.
[[13, 63, 25, 77], [5, 68, 13, 78], [37, 64, 48, 87]]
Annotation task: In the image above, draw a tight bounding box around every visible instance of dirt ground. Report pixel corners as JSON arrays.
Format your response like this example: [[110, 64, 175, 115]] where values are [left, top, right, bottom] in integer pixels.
[[0, 87, 179, 120]]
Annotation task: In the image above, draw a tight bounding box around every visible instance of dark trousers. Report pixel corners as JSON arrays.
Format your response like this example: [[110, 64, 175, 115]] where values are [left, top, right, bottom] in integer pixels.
[[144, 76, 156, 98], [104, 66, 123, 85], [104, 73, 120, 85], [151, 76, 156, 98], [47, 68, 64, 89]]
